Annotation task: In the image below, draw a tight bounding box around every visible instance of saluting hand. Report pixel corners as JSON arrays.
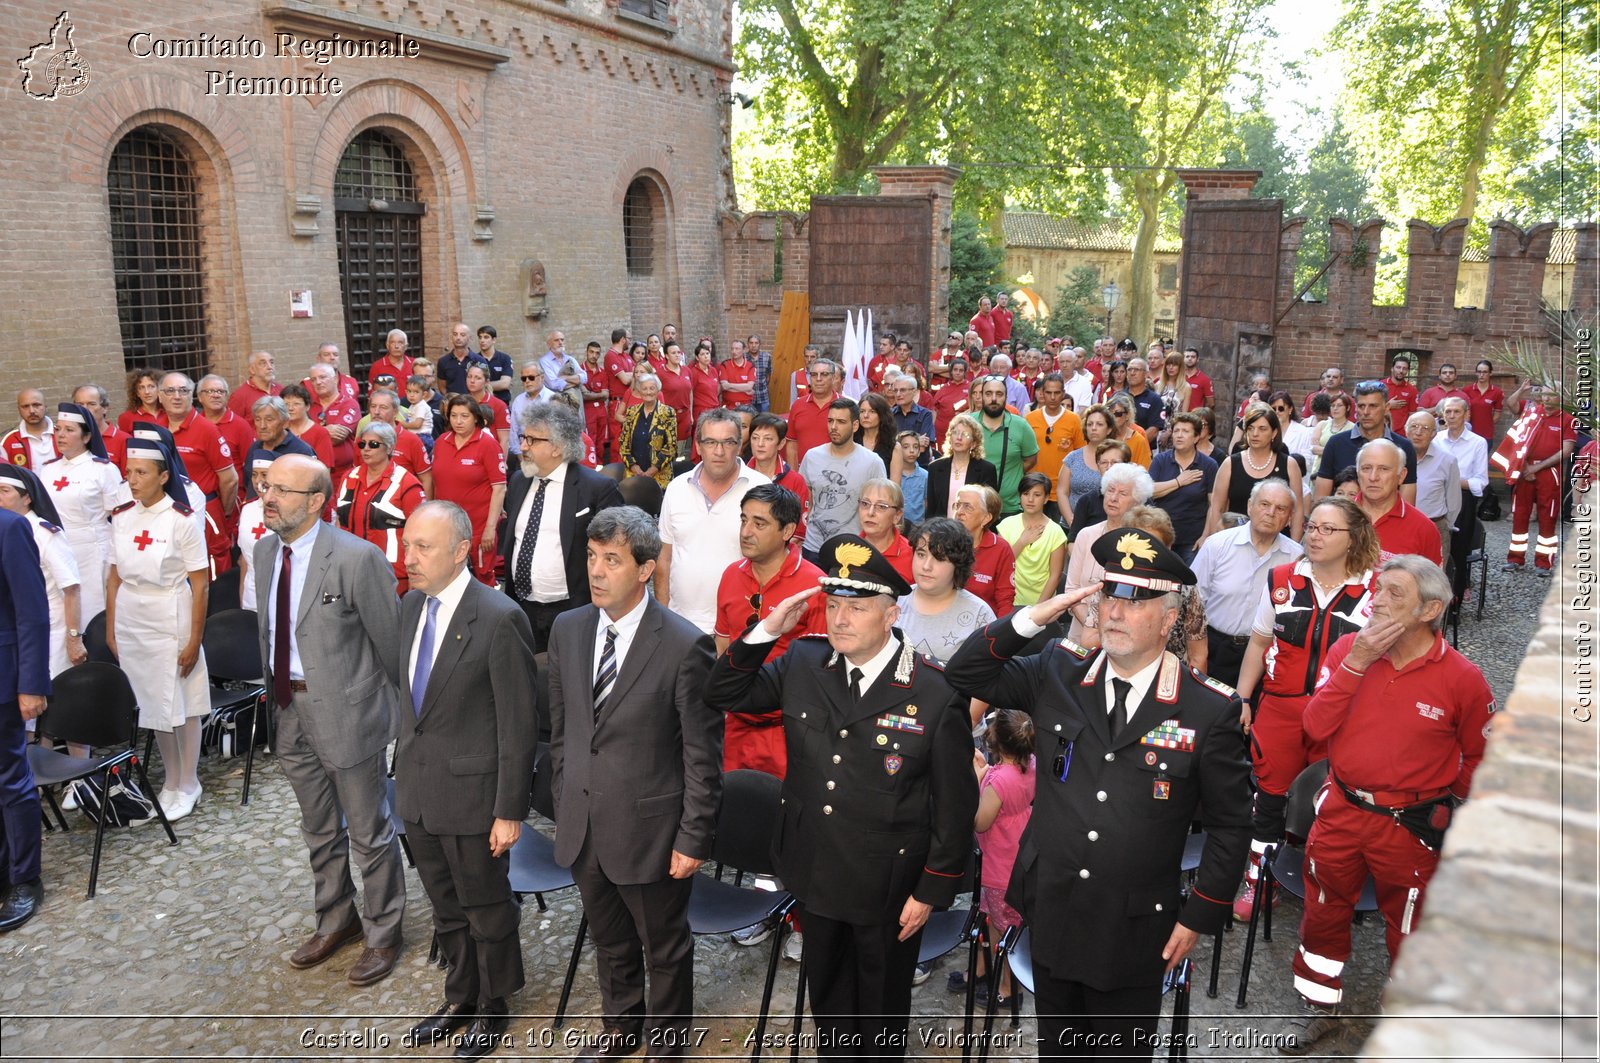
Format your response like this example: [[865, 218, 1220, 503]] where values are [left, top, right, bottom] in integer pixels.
[[758, 586, 821, 639], [1025, 582, 1102, 629]]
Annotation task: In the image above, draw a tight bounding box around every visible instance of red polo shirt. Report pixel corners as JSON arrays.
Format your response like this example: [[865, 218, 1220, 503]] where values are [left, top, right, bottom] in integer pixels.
[[931, 381, 972, 442], [1306, 632, 1493, 798], [872, 530, 914, 585], [368, 355, 415, 392], [390, 426, 432, 479], [966, 531, 1016, 615], [102, 423, 129, 474], [1386, 380, 1420, 430], [603, 349, 634, 401], [228, 380, 281, 419], [1185, 369, 1214, 412], [1370, 497, 1442, 564], [866, 355, 893, 393], [991, 306, 1014, 345], [303, 372, 359, 405], [205, 409, 253, 478], [715, 547, 827, 777], [167, 408, 233, 498], [786, 393, 834, 459], [1463, 383, 1504, 441], [658, 366, 694, 442], [312, 394, 362, 474], [969, 310, 996, 348], [719, 358, 756, 409]]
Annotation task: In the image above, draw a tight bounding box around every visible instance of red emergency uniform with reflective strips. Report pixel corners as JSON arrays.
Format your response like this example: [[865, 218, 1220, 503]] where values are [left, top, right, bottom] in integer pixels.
[[1291, 631, 1493, 1007], [334, 464, 426, 594], [1501, 408, 1576, 569]]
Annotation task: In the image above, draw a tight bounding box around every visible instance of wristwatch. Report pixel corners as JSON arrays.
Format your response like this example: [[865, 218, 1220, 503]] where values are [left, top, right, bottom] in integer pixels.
[[67, 629, 81, 639]]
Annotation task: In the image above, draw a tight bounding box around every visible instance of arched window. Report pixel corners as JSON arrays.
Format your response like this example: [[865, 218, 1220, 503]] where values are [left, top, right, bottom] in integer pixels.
[[624, 177, 658, 276], [108, 127, 210, 378]]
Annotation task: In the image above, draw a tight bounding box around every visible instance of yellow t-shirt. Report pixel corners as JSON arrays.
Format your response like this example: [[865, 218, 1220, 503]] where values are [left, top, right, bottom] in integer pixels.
[[997, 514, 1069, 606]]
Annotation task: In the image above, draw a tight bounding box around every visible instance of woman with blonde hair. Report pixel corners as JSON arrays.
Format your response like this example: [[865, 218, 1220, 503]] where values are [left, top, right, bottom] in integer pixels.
[[1056, 404, 1115, 526], [926, 412, 998, 520]]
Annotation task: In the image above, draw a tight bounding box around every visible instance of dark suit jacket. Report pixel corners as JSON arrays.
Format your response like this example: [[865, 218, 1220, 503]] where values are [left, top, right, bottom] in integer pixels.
[[945, 620, 1251, 991], [255, 522, 401, 769], [548, 597, 720, 884], [393, 577, 539, 835], [705, 633, 978, 926], [0, 510, 50, 701], [498, 462, 624, 606], [925, 457, 999, 521]]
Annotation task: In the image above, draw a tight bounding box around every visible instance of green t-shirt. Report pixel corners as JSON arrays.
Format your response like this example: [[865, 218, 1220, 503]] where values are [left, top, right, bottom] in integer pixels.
[[997, 514, 1068, 606], [980, 411, 1040, 513]]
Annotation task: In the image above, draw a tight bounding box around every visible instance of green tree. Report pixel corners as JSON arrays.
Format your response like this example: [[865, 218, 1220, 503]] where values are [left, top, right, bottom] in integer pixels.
[[1333, 0, 1584, 231], [1045, 267, 1106, 349], [947, 213, 1003, 333]]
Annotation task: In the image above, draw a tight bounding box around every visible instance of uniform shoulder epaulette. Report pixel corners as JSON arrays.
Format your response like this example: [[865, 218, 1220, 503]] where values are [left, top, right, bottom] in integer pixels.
[[1057, 638, 1092, 659], [173, 500, 194, 516], [39, 520, 62, 534], [41, 455, 62, 466], [92, 456, 112, 464], [918, 652, 945, 672], [1195, 669, 1237, 698], [111, 500, 137, 515]]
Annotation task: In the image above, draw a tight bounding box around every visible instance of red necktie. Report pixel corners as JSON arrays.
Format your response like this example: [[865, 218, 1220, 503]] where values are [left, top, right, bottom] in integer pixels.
[[274, 545, 293, 706]]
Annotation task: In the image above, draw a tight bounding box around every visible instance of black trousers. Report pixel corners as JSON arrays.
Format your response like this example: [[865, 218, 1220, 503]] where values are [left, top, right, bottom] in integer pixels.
[[570, 833, 695, 1041], [1033, 958, 1163, 1061], [1204, 627, 1251, 691], [404, 820, 524, 1006], [514, 596, 575, 656], [1451, 487, 1479, 597], [0, 700, 40, 885], [798, 905, 922, 1063]]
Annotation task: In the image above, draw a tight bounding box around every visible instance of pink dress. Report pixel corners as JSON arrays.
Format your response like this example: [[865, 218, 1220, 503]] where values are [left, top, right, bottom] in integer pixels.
[[978, 757, 1036, 934]]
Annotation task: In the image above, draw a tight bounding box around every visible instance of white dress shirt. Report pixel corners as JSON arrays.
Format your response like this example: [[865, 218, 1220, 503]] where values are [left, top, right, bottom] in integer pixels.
[[1436, 427, 1489, 496], [1063, 370, 1095, 412], [1412, 446, 1462, 526], [512, 462, 569, 602], [1190, 523, 1303, 636], [747, 622, 903, 697], [408, 564, 475, 684], [268, 521, 321, 681], [594, 592, 651, 687], [1102, 652, 1163, 725]]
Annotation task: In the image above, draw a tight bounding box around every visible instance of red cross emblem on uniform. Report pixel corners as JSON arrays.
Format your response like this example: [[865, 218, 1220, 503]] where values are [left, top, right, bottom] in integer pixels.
[[251, 523, 266, 540], [133, 530, 155, 551], [52, 477, 70, 491]]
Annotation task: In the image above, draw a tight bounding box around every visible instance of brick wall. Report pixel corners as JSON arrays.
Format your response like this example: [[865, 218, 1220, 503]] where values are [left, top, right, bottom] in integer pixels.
[[1177, 169, 1597, 418], [0, 0, 733, 405]]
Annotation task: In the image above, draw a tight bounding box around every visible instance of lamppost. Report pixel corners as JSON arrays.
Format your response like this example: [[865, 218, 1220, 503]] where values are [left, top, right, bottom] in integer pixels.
[[1101, 280, 1122, 339]]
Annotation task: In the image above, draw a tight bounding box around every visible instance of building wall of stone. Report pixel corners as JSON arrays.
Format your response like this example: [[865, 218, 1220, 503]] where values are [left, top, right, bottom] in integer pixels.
[[1, 0, 732, 404]]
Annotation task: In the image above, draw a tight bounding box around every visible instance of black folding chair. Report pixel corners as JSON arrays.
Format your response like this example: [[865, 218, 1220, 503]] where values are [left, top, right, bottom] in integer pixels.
[[917, 848, 986, 1061], [207, 566, 242, 615], [1449, 520, 1489, 645], [28, 662, 178, 898], [599, 462, 627, 482], [509, 744, 582, 1012], [1236, 759, 1377, 1006], [80, 611, 115, 664], [201, 609, 269, 805], [1178, 832, 1227, 999]]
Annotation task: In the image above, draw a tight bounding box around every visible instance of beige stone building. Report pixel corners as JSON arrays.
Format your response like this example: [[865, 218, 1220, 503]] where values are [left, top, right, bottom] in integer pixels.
[[2, 0, 733, 400], [1001, 212, 1182, 340]]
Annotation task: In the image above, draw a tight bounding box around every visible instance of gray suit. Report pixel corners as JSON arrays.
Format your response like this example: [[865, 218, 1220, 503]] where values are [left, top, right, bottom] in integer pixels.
[[548, 596, 721, 1040], [395, 575, 538, 1004], [256, 522, 406, 948]]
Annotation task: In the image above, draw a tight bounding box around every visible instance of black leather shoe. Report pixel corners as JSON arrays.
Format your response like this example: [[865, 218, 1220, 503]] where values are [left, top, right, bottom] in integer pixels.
[[573, 1025, 643, 1063], [453, 999, 509, 1059], [0, 880, 42, 932], [409, 1000, 477, 1043]]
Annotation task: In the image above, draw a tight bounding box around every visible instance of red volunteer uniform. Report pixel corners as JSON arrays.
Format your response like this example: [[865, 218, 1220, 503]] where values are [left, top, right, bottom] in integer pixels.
[[478, 394, 511, 440], [749, 461, 812, 546], [227, 380, 280, 419], [789, 367, 810, 405], [304, 372, 360, 405], [865, 355, 892, 393], [658, 366, 694, 444], [1505, 408, 1576, 570], [1186, 369, 1214, 413], [583, 360, 612, 460], [991, 305, 1013, 345], [719, 358, 756, 410], [713, 547, 827, 776], [312, 394, 362, 483], [690, 364, 723, 424], [1370, 498, 1442, 564], [207, 410, 254, 478], [1418, 385, 1466, 412], [1462, 382, 1504, 442], [875, 530, 914, 585], [1292, 632, 1493, 1006], [116, 408, 163, 435], [431, 428, 506, 583], [965, 531, 1015, 616], [335, 464, 426, 594], [603, 349, 634, 401], [1386, 380, 1420, 430], [968, 309, 996, 348], [168, 409, 236, 574], [102, 422, 129, 474], [1, 428, 57, 470], [389, 426, 432, 482], [786, 394, 834, 460], [930, 381, 971, 443], [368, 355, 415, 392]]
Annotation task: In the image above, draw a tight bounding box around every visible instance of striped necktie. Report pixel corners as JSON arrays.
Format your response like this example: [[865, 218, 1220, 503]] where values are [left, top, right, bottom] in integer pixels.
[[592, 624, 619, 721]]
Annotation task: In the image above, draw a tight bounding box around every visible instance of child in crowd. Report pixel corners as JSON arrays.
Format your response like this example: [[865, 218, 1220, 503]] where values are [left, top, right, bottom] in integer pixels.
[[403, 374, 435, 455], [997, 472, 1068, 605], [898, 430, 928, 525]]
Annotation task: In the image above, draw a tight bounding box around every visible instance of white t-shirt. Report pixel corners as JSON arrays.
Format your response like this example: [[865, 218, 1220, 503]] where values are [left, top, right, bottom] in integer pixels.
[[658, 462, 770, 633]]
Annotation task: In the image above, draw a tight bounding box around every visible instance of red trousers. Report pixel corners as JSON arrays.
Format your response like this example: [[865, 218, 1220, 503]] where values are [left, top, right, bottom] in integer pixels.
[[1509, 470, 1562, 568], [584, 401, 611, 464], [1251, 692, 1326, 797], [1292, 783, 1440, 1006]]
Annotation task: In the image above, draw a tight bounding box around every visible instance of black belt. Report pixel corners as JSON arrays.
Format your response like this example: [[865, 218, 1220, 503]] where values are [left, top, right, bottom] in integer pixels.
[[204, 491, 219, 502], [1207, 626, 1251, 647], [1335, 776, 1454, 814]]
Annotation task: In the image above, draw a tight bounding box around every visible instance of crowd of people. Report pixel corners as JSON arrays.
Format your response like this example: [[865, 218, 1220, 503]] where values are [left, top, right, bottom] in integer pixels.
[[0, 303, 1584, 1060]]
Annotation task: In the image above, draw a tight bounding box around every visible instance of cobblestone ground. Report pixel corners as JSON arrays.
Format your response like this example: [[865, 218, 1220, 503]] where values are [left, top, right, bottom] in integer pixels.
[[0, 516, 1553, 1061]]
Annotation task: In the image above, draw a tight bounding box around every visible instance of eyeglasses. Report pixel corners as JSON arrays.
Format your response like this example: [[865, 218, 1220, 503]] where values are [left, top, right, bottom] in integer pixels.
[[522, 435, 549, 446], [1304, 522, 1350, 536], [260, 483, 319, 498], [356, 440, 388, 450], [698, 437, 740, 449], [1112, 409, 1129, 418], [521, 375, 541, 382], [858, 499, 901, 514], [159, 387, 192, 396]]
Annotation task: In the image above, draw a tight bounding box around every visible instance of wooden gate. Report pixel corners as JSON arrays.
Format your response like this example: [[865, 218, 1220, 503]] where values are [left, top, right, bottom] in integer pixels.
[[335, 130, 425, 391]]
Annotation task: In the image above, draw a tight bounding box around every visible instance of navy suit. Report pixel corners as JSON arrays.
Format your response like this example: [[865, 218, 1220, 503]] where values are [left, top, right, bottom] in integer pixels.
[[0, 509, 51, 886]]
